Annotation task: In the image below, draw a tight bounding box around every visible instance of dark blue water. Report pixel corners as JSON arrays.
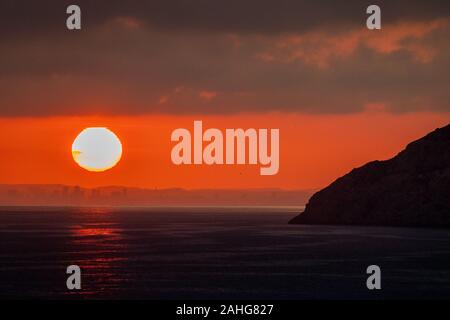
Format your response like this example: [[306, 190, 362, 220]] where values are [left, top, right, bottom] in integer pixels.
[[1, 207, 450, 299]]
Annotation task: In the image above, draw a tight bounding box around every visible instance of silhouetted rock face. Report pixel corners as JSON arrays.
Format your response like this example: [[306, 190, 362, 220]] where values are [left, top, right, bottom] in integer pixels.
[[290, 124, 450, 227]]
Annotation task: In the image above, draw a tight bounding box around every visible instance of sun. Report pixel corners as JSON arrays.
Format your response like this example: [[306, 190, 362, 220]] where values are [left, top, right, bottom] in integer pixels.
[[72, 127, 122, 172]]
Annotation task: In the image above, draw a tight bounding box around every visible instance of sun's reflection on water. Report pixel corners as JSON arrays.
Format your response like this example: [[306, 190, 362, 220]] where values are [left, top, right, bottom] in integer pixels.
[[66, 213, 129, 297]]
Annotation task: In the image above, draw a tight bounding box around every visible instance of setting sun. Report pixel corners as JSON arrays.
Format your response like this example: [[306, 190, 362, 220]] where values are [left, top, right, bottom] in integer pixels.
[[72, 127, 122, 172]]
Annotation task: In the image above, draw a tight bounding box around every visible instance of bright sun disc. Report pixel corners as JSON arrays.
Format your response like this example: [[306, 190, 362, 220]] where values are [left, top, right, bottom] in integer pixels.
[[72, 127, 122, 172]]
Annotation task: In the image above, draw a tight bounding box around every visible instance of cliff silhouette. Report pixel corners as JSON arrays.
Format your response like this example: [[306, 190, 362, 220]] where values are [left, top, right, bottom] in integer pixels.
[[290, 124, 450, 227]]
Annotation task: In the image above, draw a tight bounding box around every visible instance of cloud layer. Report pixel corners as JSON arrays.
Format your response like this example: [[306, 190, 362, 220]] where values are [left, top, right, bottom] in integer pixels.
[[0, 0, 449, 116]]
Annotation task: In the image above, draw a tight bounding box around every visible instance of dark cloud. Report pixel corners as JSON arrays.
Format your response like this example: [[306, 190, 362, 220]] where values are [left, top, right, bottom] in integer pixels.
[[0, 1, 449, 116], [1, 0, 450, 37]]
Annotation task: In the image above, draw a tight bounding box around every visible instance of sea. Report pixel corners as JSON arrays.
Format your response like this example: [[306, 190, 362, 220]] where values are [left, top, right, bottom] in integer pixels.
[[1, 206, 450, 299]]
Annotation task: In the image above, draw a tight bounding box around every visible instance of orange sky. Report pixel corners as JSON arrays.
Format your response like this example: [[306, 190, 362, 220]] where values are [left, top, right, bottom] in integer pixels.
[[0, 111, 448, 190]]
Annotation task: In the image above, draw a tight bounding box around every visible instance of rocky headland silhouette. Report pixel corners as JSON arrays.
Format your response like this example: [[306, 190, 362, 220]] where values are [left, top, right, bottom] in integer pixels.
[[290, 124, 450, 227]]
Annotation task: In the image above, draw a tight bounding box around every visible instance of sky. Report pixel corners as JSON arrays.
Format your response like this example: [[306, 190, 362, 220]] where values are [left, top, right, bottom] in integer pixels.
[[0, 0, 449, 190]]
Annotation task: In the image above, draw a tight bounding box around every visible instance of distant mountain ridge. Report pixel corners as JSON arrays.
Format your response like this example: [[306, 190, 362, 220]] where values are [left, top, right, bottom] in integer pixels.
[[290, 124, 450, 227], [0, 184, 312, 207]]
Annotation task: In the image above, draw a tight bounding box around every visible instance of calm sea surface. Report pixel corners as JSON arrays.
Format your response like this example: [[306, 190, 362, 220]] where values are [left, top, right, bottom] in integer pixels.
[[1, 206, 450, 299]]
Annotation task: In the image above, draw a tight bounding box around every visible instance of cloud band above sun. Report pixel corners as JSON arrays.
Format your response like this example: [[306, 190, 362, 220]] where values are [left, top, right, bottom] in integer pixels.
[[0, 0, 449, 117]]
